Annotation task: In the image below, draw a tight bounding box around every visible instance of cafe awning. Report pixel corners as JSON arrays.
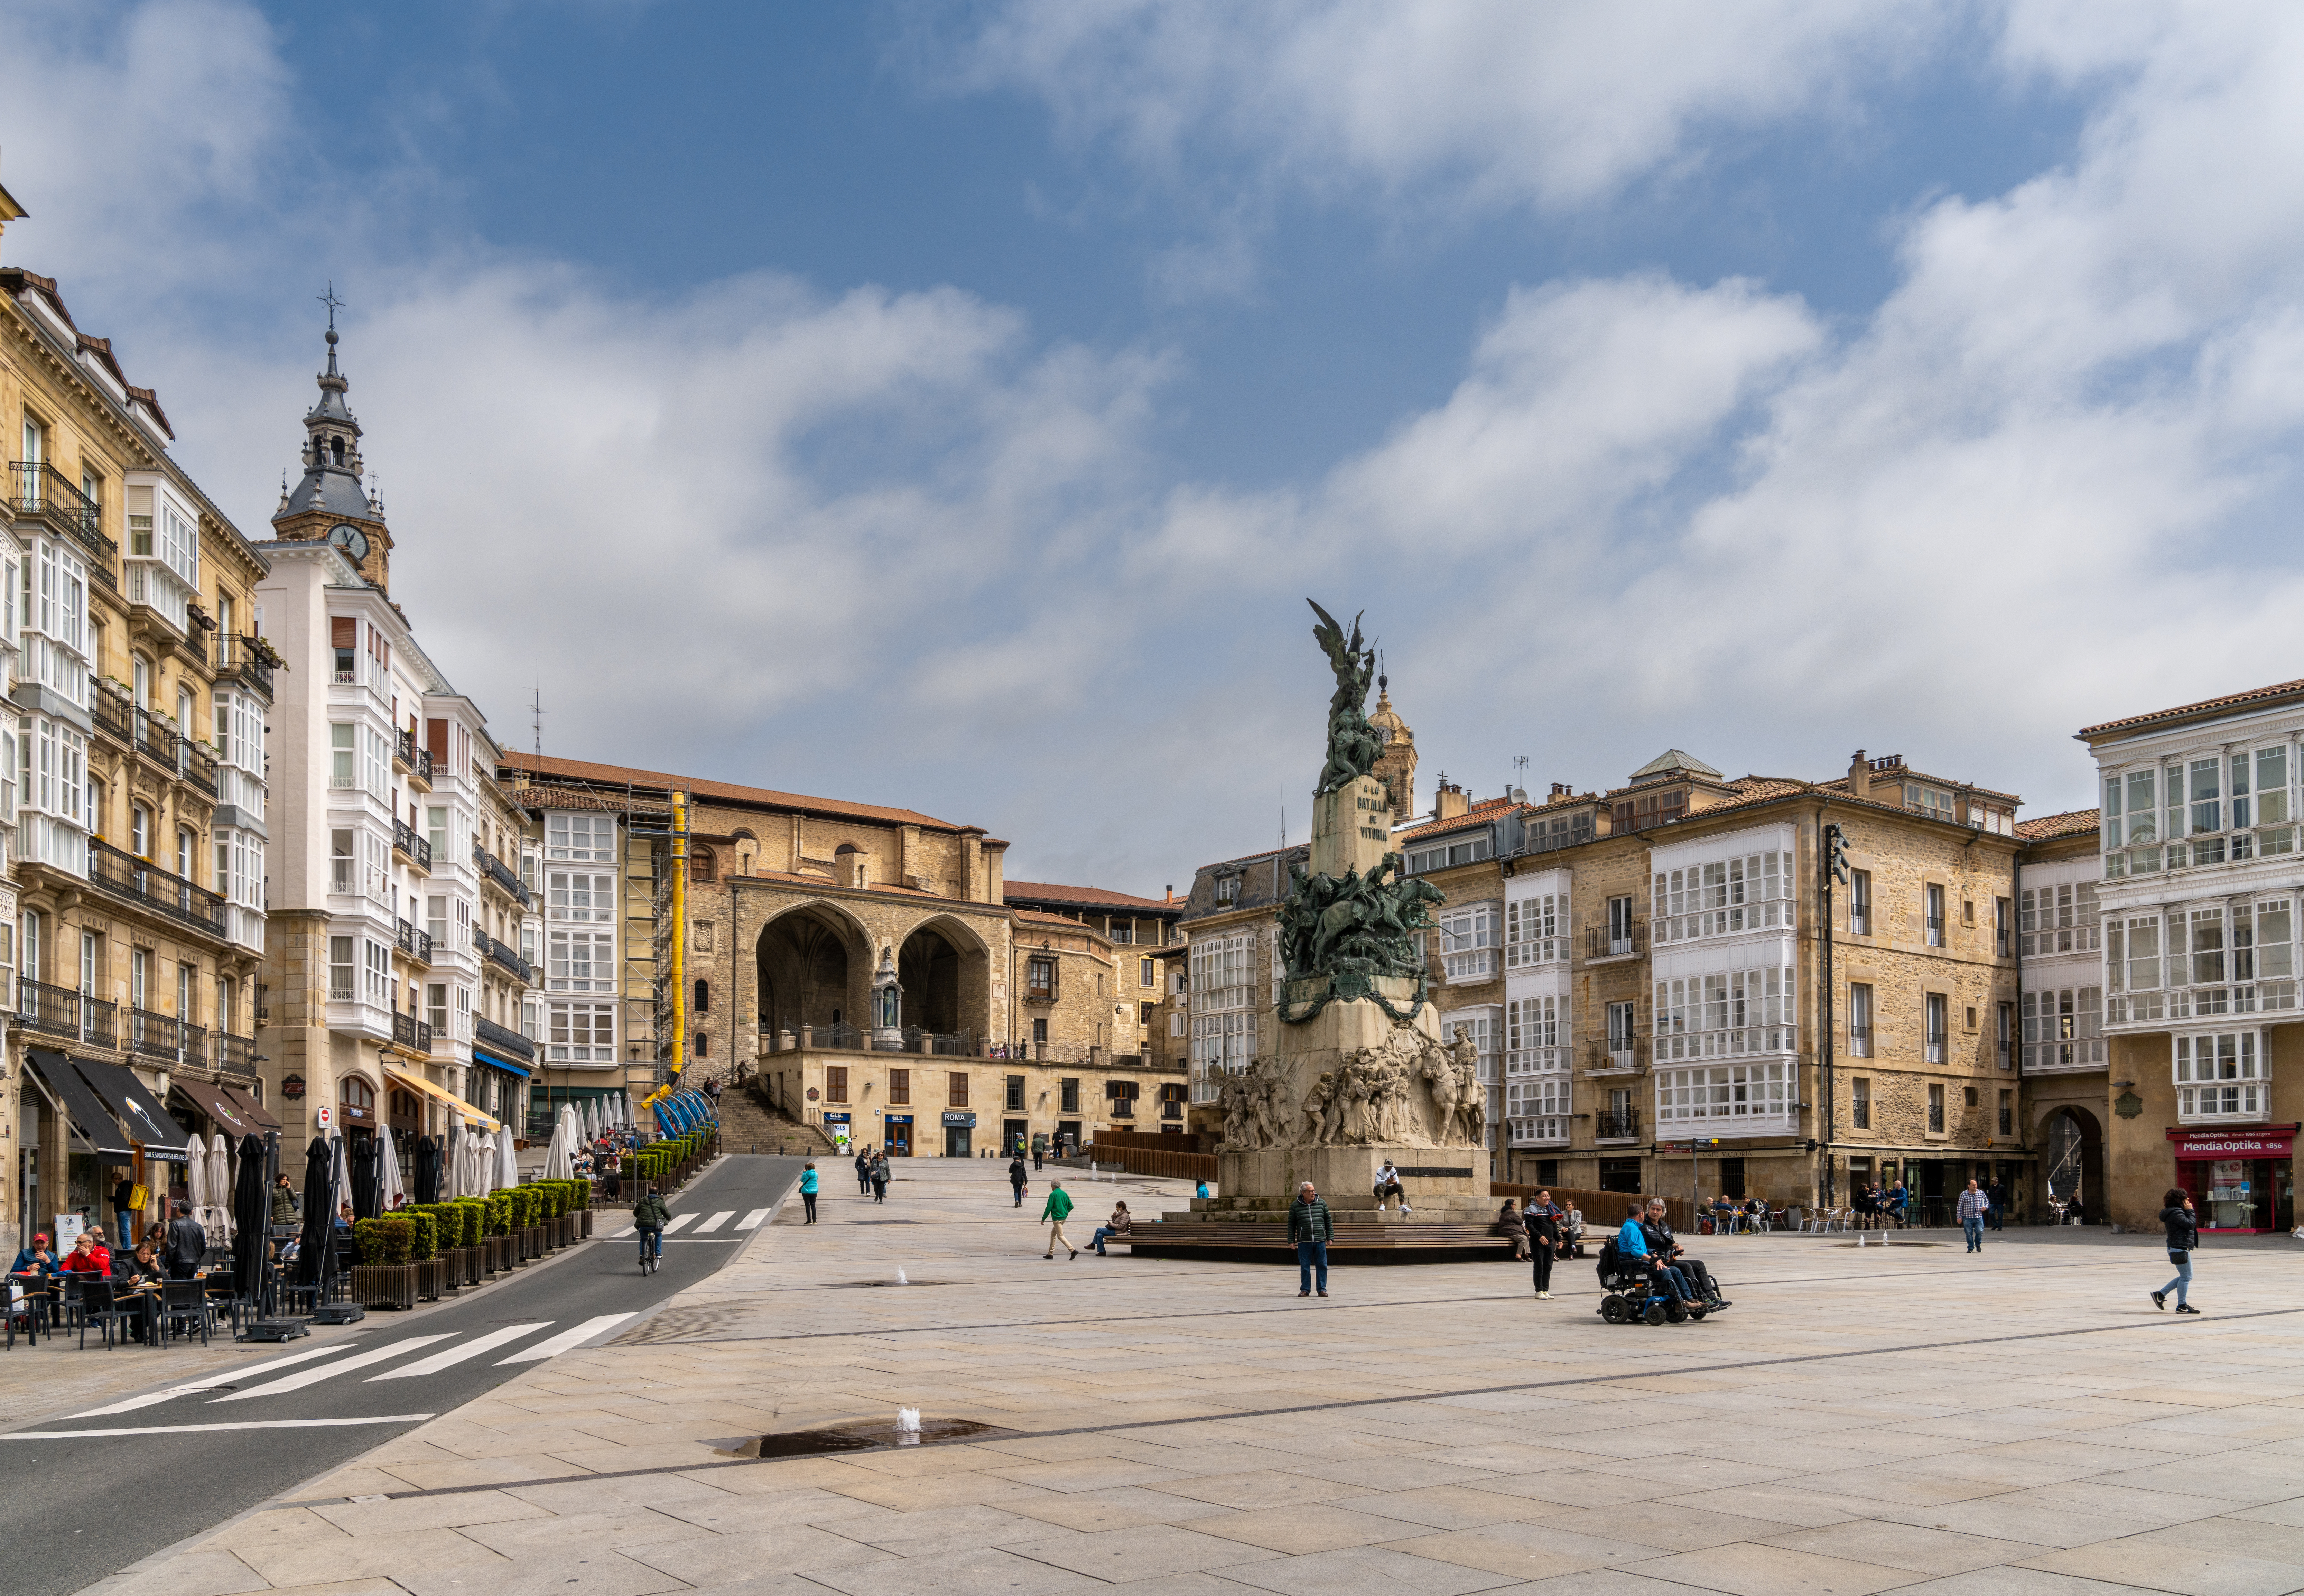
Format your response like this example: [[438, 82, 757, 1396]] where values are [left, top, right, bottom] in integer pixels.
[[220, 1083, 280, 1133], [170, 1076, 273, 1141], [472, 1052, 529, 1078], [385, 1068, 500, 1133], [72, 1057, 198, 1161], [25, 1048, 134, 1161]]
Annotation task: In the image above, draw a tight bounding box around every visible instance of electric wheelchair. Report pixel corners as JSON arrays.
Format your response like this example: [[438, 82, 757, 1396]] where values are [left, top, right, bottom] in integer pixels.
[[1595, 1237, 1706, 1325]]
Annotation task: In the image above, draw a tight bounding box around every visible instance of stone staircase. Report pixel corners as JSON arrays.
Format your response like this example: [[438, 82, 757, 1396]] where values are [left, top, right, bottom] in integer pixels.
[[717, 1083, 837, 1156]]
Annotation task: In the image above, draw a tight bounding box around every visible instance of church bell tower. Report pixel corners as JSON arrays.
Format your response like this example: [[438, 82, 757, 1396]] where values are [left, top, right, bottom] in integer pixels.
[[270, 287, 394, 590]]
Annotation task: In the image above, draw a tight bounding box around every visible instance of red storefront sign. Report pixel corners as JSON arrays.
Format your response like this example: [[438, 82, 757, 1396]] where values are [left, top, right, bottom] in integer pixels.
[[2166, 1125, 2298, 1161]]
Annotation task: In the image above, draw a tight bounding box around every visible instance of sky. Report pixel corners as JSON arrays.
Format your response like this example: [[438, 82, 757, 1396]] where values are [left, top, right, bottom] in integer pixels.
[[5, 3, 2304, 890]]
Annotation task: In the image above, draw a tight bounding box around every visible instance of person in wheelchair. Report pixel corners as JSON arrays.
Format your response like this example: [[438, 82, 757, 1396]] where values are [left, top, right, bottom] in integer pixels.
[[1642, 1199, 1730, 1310], [1614, 1203, 1694, 1305]]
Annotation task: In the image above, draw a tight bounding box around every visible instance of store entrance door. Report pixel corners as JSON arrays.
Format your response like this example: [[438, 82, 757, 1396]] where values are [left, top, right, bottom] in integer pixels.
[[944, 1126, 972, 1159], [1003, 1120, 1028, 1156], [884, 1120, 913, 1157]]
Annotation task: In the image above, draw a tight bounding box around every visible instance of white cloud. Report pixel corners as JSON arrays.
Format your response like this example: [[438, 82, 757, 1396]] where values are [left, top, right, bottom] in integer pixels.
[[948, 0, 1942, 215]]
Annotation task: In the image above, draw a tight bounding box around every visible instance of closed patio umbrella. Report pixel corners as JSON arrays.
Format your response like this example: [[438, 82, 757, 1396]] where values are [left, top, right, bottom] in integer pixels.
[[231, 1132, 269, 1304], [496, 1124, 518, 1191], [186, 1139, 209, 1214], [209, 1134, 235, 1240], [350, 1133, 380, 1221], [294, 1136, 332, 1289], [542, 1108, 571, 1181], [379, 1126, 406, 1211], [414, 1134, 440, 1204], [444, 1119, 464, 1202]]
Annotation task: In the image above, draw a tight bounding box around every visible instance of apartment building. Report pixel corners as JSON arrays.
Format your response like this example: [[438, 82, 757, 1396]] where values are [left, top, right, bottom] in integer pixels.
[[1, 242, 276, 1247], [1001, 880, 1184, 1063], [2081, 679, 2304, 1232], [1176, 844, 1304, 1138], [2014, 809, 2107, 1217], [258, 314, 525, 1163]]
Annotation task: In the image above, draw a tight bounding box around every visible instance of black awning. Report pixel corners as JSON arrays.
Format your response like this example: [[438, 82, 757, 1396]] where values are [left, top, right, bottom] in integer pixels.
[[169, 1076, 270, 1141], [71, 1057, 198, 1161], [25, 1048, 134, 1161]]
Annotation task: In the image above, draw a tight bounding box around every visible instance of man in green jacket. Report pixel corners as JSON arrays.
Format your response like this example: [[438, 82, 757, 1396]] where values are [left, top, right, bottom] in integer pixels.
[[1290, 1181, 1334, 1297], [1041, 1181, 1077, 1259], [632, 1186, 671, 1274]]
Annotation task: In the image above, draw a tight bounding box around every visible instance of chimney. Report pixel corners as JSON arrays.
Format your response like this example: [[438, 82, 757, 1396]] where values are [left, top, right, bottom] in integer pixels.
[[1435, 779, 1470, 822], [1848, 750, 1870, 800], [1164, 885, 1174, 903]]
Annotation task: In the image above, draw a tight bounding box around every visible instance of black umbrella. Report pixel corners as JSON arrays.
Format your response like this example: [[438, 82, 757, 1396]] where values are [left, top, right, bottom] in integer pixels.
[[231, 1132, 269, 1302], [351, 1135, 380, 1221], [414, 1135, 440, 1205], [294, 1136, 332, 1288]]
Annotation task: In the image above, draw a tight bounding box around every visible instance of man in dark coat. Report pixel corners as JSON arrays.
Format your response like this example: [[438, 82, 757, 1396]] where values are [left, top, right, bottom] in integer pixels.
[[1289, 1181, 1334, 1299], [162, 1203, 207, 1279]]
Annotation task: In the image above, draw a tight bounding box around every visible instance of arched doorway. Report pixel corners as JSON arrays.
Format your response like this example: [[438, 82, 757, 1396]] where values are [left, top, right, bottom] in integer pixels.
[[2042, 1105, 2104, 1222], [755, 904, 870, 1037], [899, 925, 965, 1036]]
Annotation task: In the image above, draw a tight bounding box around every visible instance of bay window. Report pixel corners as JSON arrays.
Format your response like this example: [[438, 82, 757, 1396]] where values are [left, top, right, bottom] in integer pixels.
[[2022, 987, 2103, 1068], [329, 724, 355, 788], [547, 1000, 616, 1063], [1652, 849, 1793, 945], [1655, 1058, 1793, 1130], [1505, 893, 1563, 966], [1653, 964, 1795, 1061], [1439, 902, 1498, 982], [2175, 1032, 2263, 1121]]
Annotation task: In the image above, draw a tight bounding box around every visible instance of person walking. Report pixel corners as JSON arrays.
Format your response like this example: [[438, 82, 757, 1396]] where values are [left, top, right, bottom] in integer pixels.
[[1007, 1153, 1029, 1208], [1041, 1180, 1077, 1259], [1289, 1181, 1333, 1297], [2154, 1187, 2201, 1314], [1986, 1177, 2007, 1231], [162, 1202, 207, 1279], [1032, 1136, 1045, 1172], [855, 1148, 873, 1196], [870, 1153, 890, 1204], [798, 1162, 819, 1223], [1957, 1179, 1990, 1252], [1528, 1191, 1562, 1299]]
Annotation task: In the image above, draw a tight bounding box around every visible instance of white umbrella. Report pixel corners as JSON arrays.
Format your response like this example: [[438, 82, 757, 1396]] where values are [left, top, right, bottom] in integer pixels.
[[327, 1129, 350, 1225], [542, 1108, 572, 1181], [583, 1099, 599, 1141], [379, 1126, 406, 1211], [208, 1133, 235, 1240], [444, 1117, 464, 1201], [495, 1124, 518, 1191], [186, 1141, 209, 1213]]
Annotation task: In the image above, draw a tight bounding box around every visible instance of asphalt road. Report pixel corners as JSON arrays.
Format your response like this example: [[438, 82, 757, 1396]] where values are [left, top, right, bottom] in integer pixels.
[[6, 1153, 804, 1596]]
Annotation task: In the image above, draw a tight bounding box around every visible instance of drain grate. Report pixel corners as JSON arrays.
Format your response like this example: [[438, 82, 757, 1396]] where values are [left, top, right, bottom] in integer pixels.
[[717, 1418, 1010, 1458]]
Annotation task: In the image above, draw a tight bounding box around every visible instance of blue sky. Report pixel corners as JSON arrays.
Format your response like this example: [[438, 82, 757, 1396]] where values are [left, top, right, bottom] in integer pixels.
[[9, 3, 2304, 888]]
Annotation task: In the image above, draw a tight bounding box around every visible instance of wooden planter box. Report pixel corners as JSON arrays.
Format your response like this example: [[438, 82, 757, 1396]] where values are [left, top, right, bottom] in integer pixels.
[[352, 1263, 419, 1311], [579, 1208, 593, 1239], [456, 1244, 483, 1285], [522, 1224, 545, 1261], [487, 1235, 510, 1272], [416, 1257, 445, 1301]]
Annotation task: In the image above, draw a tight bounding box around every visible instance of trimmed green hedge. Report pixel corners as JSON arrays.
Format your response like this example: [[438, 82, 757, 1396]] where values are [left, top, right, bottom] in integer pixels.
[[352, 1216, 416, 1266]]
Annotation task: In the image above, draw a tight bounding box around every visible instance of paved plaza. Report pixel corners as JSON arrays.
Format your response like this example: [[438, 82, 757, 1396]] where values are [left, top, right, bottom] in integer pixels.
[[76, 1158, 2304, 1596]]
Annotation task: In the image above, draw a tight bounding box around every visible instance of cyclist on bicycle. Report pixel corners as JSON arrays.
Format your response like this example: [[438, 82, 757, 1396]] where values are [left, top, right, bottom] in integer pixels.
[[632, 1185, 670, 1274]]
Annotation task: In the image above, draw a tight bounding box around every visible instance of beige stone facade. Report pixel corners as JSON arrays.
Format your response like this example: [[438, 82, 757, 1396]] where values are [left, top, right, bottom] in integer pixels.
[[0, 252, 273, 1246]]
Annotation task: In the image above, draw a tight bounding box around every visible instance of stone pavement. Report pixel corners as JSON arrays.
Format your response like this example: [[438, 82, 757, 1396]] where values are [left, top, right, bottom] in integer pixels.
[[81, 1160, 2304, 1596]]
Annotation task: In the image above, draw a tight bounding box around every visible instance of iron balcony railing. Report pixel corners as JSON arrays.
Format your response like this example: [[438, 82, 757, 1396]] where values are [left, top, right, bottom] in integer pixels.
[[391, 1010, 434, 1052], [213, 633, 276, 700], [127, 1006, 181, 1063], [474, 1013, 536, 1062], [215, 1031, 257, 1073], [18, 976, 79, 1039], [9, 461, 119, 575], [182, 1023, 209, 1069], [394, 918, 435, 963], [394, 727, 435, 786], [1595, 1109, 1642, 1140], [392, 820, 434, 872], [90, 689, 131, 746], [472, 843, 531, 906], [475, 930, 532, 983], [1587, 925, 1646, 961], [86, 838, 229, 937]]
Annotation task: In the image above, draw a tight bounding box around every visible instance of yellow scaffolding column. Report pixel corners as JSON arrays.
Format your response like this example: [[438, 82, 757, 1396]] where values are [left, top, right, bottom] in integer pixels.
[[669, 790, 687, 1082]]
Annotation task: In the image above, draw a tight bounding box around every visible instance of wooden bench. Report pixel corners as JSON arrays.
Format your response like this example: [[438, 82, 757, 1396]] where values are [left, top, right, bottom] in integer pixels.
[[1125, 1220, 1517, 1261]]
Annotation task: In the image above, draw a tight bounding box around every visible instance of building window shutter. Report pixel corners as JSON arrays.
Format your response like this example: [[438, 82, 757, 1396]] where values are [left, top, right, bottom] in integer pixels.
[[330, 616, 356, 649]]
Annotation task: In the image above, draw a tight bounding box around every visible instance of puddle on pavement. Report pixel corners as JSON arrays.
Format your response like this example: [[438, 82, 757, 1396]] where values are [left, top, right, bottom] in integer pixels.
[[716, 1418, 1010, 1458]]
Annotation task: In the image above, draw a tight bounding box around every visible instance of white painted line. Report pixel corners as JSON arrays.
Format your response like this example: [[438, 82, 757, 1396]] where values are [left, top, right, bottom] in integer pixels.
[[735, 1207, 770, 1231], [695, 1210, 734, 1233], [210, 1335, 454, 1402], [7, 1415, 434, 1439], [495, 1313, 634, 1364], [72, 1343, 355, 1417], [608, 1225, 635, 1238], [367, 1324, 551, 1381], [660, 1213, 696, 1234]]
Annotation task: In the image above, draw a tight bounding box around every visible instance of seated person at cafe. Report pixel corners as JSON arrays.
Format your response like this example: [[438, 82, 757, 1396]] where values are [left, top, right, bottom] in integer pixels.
[[60, 1231, 110, 1275], [112, 1242, 166, 1342], [9, 1232, 57, 1275]]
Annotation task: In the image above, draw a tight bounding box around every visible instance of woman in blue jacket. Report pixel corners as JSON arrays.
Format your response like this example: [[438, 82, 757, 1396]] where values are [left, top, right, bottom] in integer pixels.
[[798, 1162, 819, 1224]]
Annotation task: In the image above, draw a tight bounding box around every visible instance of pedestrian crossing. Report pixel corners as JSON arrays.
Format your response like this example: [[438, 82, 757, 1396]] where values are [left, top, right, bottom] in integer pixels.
[[65, 1314, 637, 1419], [607, 1206, 767, 1239]]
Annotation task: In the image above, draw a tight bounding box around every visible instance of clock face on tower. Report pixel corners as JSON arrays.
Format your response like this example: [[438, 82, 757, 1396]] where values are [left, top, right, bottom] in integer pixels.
[[328, 522, 370, 563]]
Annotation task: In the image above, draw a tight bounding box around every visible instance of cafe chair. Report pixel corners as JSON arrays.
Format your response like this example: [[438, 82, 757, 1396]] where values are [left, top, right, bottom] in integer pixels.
[[76, 1279, 139, 1351], [4, 1278, 43, 1349], [157, 1279, 214, 1348]]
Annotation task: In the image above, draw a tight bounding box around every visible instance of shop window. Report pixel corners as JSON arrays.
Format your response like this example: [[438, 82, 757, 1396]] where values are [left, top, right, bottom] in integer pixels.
[[340, 1075, 376, 1123]]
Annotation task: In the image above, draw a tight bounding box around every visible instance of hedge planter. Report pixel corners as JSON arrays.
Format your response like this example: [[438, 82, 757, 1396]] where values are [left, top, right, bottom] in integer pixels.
[[352, 1263, 419, 1311], [416, 1258, 446, 1302], [488, 1235, 511, 1273], [579, 1208, 593, 1239], [457, 1245, 483, 1286], [523, 1224, 545, 1261]]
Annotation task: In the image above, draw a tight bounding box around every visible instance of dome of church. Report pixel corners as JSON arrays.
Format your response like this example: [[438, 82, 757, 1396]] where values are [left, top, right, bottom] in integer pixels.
[[1368, 680, 1412, 748]]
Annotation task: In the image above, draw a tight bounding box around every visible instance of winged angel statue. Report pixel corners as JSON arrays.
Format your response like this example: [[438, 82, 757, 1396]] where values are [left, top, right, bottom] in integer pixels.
[[1308, 599, 1381, 795]]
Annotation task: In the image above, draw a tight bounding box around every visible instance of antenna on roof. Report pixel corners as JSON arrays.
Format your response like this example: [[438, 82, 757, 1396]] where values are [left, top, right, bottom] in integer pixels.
[[531, 672, 546, 764], [1513, 755, 1528, 799]]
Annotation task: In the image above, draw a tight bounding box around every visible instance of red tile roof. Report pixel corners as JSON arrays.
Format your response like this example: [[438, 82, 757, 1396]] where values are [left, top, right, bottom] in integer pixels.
[[1394, 796, 1525, 843], [501, 750, 977, 834], [2016, 808, 2101, 841], [1013, 908, 1112, 941], [1004, 880, 1178, 913], [2078, 678, 2304, 739]]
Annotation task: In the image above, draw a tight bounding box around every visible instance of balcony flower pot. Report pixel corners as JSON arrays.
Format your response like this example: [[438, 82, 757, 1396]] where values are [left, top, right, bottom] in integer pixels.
[[351, 1263, 419, 1311]]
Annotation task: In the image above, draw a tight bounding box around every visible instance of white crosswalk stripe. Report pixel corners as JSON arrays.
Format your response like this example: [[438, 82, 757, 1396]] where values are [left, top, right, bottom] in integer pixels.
[[608, 1224, 634, 1237], [735, 1207, 770, 1231], [495, 1313, 634, 1364], [211, 1335, 454, 1402], [73, 1343, 354, 1418], [660, 1212, 696, 1234], [368, 1323, 551, 1380], [695, 1210, 734, 1232]]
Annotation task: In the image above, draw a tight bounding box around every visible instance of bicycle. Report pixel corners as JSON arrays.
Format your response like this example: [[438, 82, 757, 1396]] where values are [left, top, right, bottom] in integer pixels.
[[637, 1227, 663, 1274]]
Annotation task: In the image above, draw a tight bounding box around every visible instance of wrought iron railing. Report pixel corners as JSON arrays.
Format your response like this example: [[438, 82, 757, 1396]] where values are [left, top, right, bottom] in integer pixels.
[[391, 1009, 434, 1052], [86, 838, 229, 936], [213, 633, 276, 700], [1595, 1110, 1642, 1140], [472, 843, 531, 906], [9, 461, 119, 573], [392, 820, 434, 871], [127, 1006, 181, 1062], [475, 930, 531, 983], [474, 1013, 536, 1061], [18, 976, 79, 1039], [215, 1031, 258, 1072], [395, 918, 435, 963], [394, 728, 435, 785]]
